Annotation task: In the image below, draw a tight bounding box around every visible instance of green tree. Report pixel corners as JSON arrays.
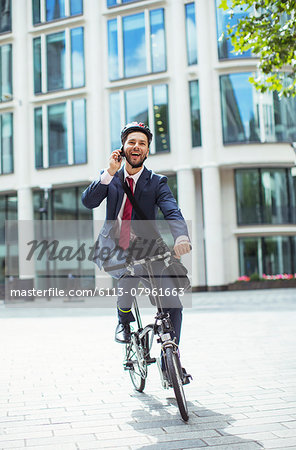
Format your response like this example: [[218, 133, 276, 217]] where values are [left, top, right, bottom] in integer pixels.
[[219, 0, 296, 97]]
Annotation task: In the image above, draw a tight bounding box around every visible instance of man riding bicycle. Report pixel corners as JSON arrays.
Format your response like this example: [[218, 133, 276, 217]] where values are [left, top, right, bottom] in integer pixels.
[[81, 122, 191, 350]]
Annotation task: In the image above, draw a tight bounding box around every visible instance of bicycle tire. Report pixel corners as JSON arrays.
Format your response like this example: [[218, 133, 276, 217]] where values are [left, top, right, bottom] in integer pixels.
[[165, 346, 189, 421], [125, 338, 147, 392]]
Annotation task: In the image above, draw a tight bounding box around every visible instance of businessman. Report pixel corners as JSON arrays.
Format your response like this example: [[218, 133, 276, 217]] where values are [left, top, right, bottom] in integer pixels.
[[81, 122, 191, 345]]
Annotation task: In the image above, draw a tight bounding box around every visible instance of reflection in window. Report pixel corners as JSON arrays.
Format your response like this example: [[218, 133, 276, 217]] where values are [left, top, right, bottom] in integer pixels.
[[0, 193, 17, 284], [263, 236, 292, 275], [189, 80, 201, 147], [48, 103, 68, 166], [107, 19, 119, 81], [35, 100, 87, 168], [220, 73, 260, 144], [72, 98, 87, 164], [261, 169, 289, 224], [221, 72, 296, 144], [185, 3, 197, 65], [46, 32, 66, 91], [107, 0, 139, 6], [125, 87, 148, 124], [46, 0, 66, 21], [215, 0, 251, 60], [235, 170, 261, 224], [109, 92, 121, 151], [238, 237, 259, 277], [34, 27, 85, 94], [34, 108, 43, 168], [123, 13, 146, 78], [150, 9, 166, 72], [0, 0, 11, 33], [0, 112, 13, 174], [108, 8, 166, 80], [153, 85, 170, 153], [235, 168, 295, 225], [110, 84, 170, 154], [33, 38, 42, 94], [71, 28, 85, 87], [239, 235, 295, 277], [0, 44, 12, 102], [33, 0, 83, 25]]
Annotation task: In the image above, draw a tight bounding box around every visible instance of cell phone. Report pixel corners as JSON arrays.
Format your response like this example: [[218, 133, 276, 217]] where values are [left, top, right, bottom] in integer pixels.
[[118, 145, 125, 162]]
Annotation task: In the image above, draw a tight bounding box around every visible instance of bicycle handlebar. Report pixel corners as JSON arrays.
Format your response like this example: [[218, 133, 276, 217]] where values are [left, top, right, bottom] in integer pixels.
[[104, 250, 174, 273]]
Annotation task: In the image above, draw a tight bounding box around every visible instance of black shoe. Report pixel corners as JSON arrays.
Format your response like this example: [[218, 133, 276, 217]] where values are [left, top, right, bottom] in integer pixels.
[[182, 367, 192, 385], [115, 322, 131, 344]]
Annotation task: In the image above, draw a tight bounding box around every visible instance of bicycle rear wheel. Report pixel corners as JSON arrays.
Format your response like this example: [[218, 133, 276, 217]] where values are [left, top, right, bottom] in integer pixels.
[[165, 346, 189, 421], [125, 337, 147, 392]]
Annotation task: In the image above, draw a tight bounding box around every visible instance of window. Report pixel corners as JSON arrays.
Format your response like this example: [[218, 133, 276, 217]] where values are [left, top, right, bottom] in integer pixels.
[[0, 112, 13, 174], [0, 193, 17, 284], [239, 236, 295, 277], [34, 98, 87, 168], [220, 73, 296, 144], [107, 8, 166, 80], [235, 168, 295, 225], [0, 44, 12, 102], [220, 73, 260, 144], [33, 186, 93, 290], [189, 80, 201, 147], [107, 0, 141, 7], [215, 0, 252, 60], [185, 3, 197, 65], [33, 27, 85, 94], [109, 84, 170, 154], [0, 0, 11, 34], [32, 0, 83, 25]]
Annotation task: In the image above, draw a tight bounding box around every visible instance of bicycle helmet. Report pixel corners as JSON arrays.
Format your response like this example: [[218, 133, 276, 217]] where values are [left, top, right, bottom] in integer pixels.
[[121, 122, 153, 146]]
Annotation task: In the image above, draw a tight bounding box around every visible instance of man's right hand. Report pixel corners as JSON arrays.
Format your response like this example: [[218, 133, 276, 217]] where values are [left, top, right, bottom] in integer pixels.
[[107, 149, 123, 176]]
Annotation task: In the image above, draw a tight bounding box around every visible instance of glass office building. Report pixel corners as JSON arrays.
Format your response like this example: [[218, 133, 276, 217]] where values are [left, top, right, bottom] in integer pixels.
[[0, 0, 295, 292]]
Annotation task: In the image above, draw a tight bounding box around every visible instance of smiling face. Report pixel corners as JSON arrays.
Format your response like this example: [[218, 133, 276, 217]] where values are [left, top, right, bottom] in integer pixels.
[[123, 131, 149, 170]]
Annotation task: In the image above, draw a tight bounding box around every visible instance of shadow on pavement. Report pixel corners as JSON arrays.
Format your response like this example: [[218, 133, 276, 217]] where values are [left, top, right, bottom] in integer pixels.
[[127, 392, 263, 450]]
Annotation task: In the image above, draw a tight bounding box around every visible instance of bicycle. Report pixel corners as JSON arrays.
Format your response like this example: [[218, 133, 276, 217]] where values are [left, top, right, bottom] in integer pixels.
[[105, 251, 192, 421]]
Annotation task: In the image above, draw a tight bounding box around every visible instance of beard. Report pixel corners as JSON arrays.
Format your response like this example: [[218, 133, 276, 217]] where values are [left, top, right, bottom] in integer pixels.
[[125, 153, 147, 168]]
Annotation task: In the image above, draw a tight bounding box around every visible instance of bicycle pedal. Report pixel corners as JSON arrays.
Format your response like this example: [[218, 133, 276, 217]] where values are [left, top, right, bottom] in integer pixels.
[[182, 371, 193, 385], [123, 361, 133, 370], [146, 357, 156, 365]]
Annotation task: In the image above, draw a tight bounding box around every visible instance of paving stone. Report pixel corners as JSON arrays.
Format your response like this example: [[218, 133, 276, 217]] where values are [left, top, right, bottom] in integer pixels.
[[0, 289, 296, 449]]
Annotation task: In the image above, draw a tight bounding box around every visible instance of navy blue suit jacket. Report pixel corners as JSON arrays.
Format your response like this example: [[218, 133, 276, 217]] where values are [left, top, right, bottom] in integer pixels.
[[82, 167, 188, 234], [81, 166, 189, 271]]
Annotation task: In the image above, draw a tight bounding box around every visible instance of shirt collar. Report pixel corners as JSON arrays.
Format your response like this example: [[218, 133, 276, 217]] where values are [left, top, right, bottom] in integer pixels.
[[124, 165, 144, 185]]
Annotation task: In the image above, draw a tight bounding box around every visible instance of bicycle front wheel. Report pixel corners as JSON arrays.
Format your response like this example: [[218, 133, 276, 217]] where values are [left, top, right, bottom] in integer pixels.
[[165, 346, 189, 421], [125, 338, 147, 392]]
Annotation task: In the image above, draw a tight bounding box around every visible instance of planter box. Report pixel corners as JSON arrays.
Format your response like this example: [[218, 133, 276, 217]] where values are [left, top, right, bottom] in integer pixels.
[[228, 280, 296, 290]]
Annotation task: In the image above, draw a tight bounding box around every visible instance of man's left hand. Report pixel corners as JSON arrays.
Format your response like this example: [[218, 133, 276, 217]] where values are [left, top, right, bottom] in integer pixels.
[[173, 242, 191, 258]]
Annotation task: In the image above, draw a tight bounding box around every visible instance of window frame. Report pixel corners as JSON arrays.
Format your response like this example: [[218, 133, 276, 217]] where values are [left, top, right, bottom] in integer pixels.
[[0, 112, 13, 175], [109, 83, 170, 154], [238, 235, 296, 277], [0, 0, 12, 34], [32, 0, 83, 26], [0, 43, 13, 103], [34, 98, 87, 169], [107, 7, 167, 81], [235, 168, 296, 226], [33, 26, 85, 95], [220, 72, 296, 145]]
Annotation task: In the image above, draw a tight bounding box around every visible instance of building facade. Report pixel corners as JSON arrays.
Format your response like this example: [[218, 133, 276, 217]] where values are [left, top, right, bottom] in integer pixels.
[[0, 0, 296, 291]]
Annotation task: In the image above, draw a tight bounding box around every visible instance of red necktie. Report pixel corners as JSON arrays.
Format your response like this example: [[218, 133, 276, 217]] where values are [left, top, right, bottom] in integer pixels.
[[119, 177, 134, 250]]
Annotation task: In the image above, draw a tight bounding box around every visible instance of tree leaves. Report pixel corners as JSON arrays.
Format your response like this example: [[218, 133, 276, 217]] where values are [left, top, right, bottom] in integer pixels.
[[219, 0, 296, 97]]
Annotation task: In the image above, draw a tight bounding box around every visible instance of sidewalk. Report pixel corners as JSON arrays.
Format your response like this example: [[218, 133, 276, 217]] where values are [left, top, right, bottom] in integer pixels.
[[0, 289, 295, 449]]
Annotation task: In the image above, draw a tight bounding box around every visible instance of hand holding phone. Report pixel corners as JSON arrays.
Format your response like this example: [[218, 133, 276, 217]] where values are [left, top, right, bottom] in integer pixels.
[[118, 145, 125, 162]]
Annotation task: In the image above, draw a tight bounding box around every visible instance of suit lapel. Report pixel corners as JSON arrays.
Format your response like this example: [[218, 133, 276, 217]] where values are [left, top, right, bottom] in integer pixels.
[[134, 166, 150, 203], [114, 169, 125, 218]]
